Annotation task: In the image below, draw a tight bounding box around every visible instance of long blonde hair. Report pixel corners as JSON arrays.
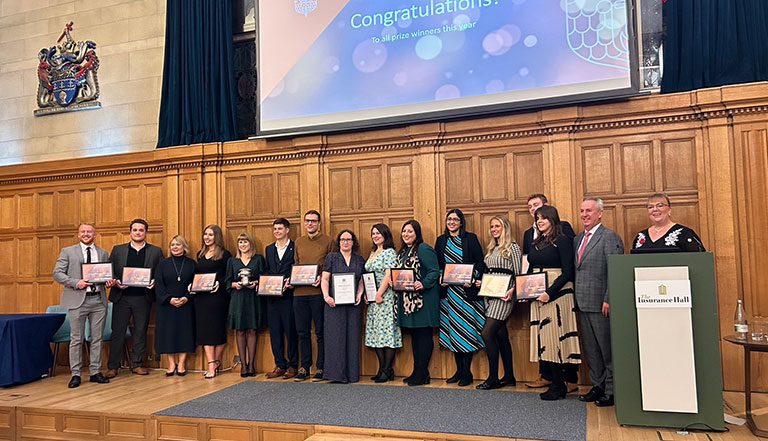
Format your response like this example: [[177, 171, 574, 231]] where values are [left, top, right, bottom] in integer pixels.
[[197, 224, 226, 261], [485, 215, 516, 260]]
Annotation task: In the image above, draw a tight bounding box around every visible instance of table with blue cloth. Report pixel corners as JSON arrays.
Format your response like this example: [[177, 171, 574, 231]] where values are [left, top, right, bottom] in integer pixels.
[[0, 313, 65, 387]]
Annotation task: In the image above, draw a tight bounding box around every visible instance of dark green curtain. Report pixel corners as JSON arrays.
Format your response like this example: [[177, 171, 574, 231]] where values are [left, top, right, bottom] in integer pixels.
[[157, 0, 238, 148], [661, 0, 768, 93]]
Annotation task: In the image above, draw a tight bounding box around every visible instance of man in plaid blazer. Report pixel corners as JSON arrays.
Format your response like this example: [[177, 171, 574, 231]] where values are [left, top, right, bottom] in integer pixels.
[[574, 197, 624, 407]]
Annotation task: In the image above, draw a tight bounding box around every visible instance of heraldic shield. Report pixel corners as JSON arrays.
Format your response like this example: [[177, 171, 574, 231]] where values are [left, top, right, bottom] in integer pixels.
[[52, 66, 78, 106], [34, 21, 101, 116]]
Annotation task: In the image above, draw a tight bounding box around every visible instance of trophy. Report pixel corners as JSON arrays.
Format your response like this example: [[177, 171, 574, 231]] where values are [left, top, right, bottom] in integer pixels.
[[238, 268, 252, 286]]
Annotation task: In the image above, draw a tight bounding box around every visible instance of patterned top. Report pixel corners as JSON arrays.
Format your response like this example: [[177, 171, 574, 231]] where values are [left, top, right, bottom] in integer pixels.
[[633, 224, 705, 252], [365, 248, 398, 286]]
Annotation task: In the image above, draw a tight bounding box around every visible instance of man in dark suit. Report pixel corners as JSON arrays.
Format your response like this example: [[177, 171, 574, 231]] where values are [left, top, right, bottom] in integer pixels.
[[52, 223, 111, 388], [105, 219, 164, 378], [522, 193, 577, 391], [574, 197, 624, 407], [264, 217, 299, 379]]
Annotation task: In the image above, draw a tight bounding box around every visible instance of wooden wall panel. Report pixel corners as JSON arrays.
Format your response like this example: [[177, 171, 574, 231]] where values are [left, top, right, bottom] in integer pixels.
[[1, 82, 768, 389]]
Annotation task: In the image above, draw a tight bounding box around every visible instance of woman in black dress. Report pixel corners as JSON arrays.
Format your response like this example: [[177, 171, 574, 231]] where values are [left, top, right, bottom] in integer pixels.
[[154, 235, 196, 376], [526, 205, 581, 400], [321, 229, 365, 383], [632, 193, 705, 252], [194, 224, 232, 378], [225, 232, 266, 377]]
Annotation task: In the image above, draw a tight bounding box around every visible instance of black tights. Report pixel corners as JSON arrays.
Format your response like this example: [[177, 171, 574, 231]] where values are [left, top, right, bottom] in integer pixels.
[[409, 327, 434, 376], [374, 347, 396, 373], [236, 329, 258, 371], [481, 317, 514, 382]]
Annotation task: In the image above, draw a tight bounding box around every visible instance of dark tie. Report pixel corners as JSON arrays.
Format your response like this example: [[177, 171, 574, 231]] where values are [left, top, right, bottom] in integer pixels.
[[86, 247, 92, 263]]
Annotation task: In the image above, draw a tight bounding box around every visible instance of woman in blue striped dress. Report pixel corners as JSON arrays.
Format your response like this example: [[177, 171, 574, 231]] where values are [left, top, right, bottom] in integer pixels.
[[434, 209, 486, 386]]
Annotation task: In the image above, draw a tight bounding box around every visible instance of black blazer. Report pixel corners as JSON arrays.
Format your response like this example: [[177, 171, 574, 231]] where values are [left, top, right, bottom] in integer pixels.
[[434, 232, 485, 300], [264, 241, 295, 297], [108, 242, 164, 303], [522, 220, 575, 255]]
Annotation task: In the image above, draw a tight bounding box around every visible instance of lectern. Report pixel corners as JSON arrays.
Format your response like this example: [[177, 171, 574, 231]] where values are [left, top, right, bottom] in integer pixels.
[[607, 252, 724, 431]]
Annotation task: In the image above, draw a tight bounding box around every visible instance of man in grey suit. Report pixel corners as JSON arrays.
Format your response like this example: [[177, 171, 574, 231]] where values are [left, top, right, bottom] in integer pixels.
[[52, 223, 111, 388], [105, 219, 164, 378], [574, 197, 624, 407]]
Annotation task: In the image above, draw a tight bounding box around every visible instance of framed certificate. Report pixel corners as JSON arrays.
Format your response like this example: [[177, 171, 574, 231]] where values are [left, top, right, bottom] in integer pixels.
[[191, 273, 217, 292], [290, 264, 318, 286], [332, 272, 356, 305], [442, 263, 474, 285], [257, 275, 285, 296], [478, 273, 513, 298], [391, 268, 416, 291], [122, 267, 151, 288], [82, 262, 113, 283], [521, 254, 530, 274], [515, 272, 548, 300], [362, 272, 378, 302]]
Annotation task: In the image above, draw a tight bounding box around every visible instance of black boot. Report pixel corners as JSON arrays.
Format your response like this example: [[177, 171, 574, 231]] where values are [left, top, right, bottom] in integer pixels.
[[458, 352, 474, 387], [446, 352, 462, 383]]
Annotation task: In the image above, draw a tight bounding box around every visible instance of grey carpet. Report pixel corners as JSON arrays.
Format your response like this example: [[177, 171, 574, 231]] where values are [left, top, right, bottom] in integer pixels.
[[156, 381, 586, 441]]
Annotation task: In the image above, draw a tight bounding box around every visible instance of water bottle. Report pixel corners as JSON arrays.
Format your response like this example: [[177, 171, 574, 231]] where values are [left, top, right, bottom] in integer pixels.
[[734, 299, 748, 340]]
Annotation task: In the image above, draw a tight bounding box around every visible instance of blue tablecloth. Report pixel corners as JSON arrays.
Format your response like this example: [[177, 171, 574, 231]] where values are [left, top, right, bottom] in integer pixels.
[[0, 313, 65, 387]]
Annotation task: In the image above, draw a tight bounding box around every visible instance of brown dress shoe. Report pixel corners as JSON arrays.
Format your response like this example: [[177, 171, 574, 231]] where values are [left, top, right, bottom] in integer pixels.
[[105, 369, 119, 379], [283, 366, 297, 379], [525, 376, 552, 388], [265, 366, 285, 378], [566, 382, 579, 393], [131, 367, 149, 375]]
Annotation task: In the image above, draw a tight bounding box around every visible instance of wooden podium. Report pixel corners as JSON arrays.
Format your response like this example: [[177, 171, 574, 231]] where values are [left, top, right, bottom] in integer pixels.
[[607, 252, 724, 431]]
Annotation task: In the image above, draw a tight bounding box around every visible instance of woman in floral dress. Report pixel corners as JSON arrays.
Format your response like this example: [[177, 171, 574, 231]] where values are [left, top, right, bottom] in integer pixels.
[[364, 223, 402, 382]]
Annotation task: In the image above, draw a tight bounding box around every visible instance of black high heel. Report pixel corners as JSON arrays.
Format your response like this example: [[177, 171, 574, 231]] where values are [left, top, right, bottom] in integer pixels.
[[445, 371, 461, 384], [539, 386, 567, 400]]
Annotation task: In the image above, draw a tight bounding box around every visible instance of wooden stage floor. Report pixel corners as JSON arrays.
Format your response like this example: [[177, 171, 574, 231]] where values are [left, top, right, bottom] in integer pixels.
[[0, 367, 759, 441]]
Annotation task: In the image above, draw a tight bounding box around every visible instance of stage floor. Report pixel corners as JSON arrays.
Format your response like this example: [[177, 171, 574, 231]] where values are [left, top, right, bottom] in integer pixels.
[[0, 367, 759, 441]]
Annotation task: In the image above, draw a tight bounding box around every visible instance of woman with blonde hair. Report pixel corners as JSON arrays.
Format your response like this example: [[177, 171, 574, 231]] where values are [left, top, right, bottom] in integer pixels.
[[154, 235, 196, 376], [476, 215, 521, 390], [194, 224, 232, 378], [225, 232, 266, 377]]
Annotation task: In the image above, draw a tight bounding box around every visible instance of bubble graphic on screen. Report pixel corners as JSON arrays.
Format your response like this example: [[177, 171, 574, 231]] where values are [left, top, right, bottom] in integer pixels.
[[454, 14, 472, 26], [523, 35, 538, 47], [435, 84, 460, 100], [485, 80, 505, 94], [268, 79, 285, 98], [415, 35, 443, 60], [398, 17, 412, 28], [352, 40, 388, 73], [483, 29, 513, 56], [322, 57, 340, 74], [445, 72, 453, 79], [519, 67, 529, 76], [393, 72, 408, 86], [382, 26, 397, 37]]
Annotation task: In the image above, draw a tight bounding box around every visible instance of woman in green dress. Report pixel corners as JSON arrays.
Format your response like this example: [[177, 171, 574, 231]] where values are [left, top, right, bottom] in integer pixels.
[[395, 220, 440, 386], [225, 232, 266, 377], [364, 223, 402, 382]]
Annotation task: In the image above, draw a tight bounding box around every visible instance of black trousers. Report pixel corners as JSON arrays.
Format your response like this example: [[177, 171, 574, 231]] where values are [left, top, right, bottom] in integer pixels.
[[268, 296, 298, 369], [108, 295, 151, 369], [293, 294, 324, 371]]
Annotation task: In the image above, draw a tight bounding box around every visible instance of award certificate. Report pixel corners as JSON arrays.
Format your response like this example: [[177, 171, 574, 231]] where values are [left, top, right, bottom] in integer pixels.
[[332, 272, 356, 305], [391, 268, 416, 291], [442, 263, 474, 285], [191, 273, 217, 292], [257, 275, 285, 296], [515, 272, 548, 300], [362, 272, 378, 302], [478, 273, 513, 298], [290, 264, 319, 286], [82, 263, 113, 283], [122, 267, 151, 288]]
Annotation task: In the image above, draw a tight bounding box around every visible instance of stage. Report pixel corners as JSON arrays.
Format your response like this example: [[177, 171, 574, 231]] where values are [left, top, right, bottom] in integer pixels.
[[0, 367, 757, 441]]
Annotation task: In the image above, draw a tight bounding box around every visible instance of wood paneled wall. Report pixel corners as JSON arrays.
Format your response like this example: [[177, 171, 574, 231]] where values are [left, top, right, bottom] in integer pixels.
[[2, 82, 767, 390]]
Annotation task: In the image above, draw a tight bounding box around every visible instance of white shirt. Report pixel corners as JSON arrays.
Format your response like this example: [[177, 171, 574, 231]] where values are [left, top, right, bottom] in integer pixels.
[[80, 242, 96, 263], [578, 223, 602, 251], [276, 239, 291, 260]]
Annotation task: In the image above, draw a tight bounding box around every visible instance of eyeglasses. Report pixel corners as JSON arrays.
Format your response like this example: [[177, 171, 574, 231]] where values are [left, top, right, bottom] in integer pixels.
[[304, 219, 319, 224], [446, 217, 461, 223], [339, 238, 353, 242], [646, 203, 668, 210]]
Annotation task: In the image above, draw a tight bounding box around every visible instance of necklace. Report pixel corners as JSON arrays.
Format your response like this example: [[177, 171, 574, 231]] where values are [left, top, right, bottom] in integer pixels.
[[171, 256, 185, 282], [653, 223, 671, 234]]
